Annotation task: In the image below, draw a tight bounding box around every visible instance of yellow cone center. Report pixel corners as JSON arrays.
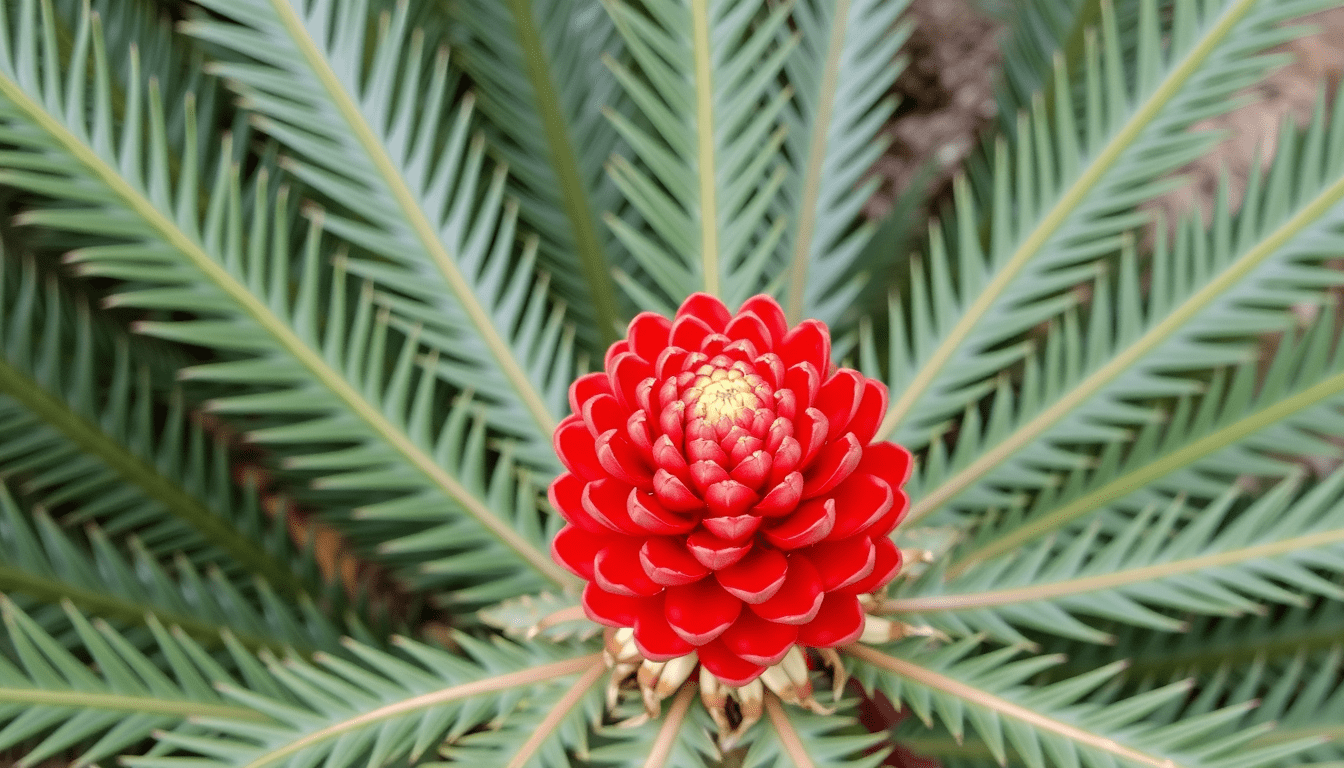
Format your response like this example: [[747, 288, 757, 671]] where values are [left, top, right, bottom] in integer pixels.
[[686, 366, 763, 422]]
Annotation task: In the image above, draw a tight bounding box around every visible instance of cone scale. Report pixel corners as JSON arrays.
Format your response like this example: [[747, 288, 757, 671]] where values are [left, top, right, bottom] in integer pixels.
[[551, 293, 912, 686]]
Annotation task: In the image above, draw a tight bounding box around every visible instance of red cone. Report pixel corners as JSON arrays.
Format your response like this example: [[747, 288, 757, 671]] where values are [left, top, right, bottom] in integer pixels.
[[552, 293, 911, 685]]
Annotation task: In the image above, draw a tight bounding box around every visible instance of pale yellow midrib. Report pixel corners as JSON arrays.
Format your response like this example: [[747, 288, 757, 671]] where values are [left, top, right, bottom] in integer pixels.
[[502, 661, 606, 768], [0, 65, 573, 590], [0, 687, 261, 721], [956, 366, 1344, 567], [691, 0, 719, 296], [784, 0, 851, 324], [1252, 723, 1344, 746], [876, 0, 1261, 443], [643, 684, 696, 768], [887, 526, 1344, 612], [764, 696, 819, 768], [907, 169, 1344, 525], [846, 644, 1184, 768], [240, 654, 603, 768], [268, 0, 558, 440]]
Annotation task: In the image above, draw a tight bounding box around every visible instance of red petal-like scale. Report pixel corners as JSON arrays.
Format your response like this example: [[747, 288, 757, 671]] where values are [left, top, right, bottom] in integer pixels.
[[670, 315, 716, 351], [608, 352, 653, 411], [687, 438, 728, 464], [636, 377, 657, 416], [721, 338, 759, 361], [705, 480, 758, 516], [867, 487, 910, 537], [817, 369, 864, 436], [738, 295, 789, 346], [725, 312, 771, 356], [783, 362, 821, 407], [763, 497, 835, 550], [839, 535, 902, 595], [715, 547, 788, 603], [551, 525, 612, 579], [765, 417, 792, 452], [604, 339, 630, 372], [654, 346, 693, 380], [651, 436, 689, 479], [700, 512, 761, 543], [749, 555, 825, 624], [719, 609, 797, 665], [581, 478, 644, 535], [628, 490, 696, 534], [685, 417, 717, 443], [849, 380, 888, 446], [582, 582, 642, 627], [633, 596, 695, 661], [686, 530, 753, 570], [804, 536, 876, 591], [729, 450, 771, 489], [628, 312, 672, 363], [597, 431, 653, 486], [719, 426, 751, 452], [652, 470, 703, 513], [690, 461, 731, 494], [753, 472, 803, 517], [595, 542, 663, 597], [548, 473, 605, 533], [678, 293, 732, 330], [640, 537, 710, 586], [727, 436, 765, 464], [795, 408, 829, 465], [659, 403, 686, 448], [568, 371, 612, 415], [749, 410, 776, 440], [696, 639, 766, 685], [861, 441, 914, 487], [828, 474, 894, 540], [802, 433, 862, 499], [582, 393, 624, 437], [627, 411, 653, 454], [554, 417, 604, 482], [699, 333, 731, 358], [754, 352, 786, 389], [780, 320, 830, 374], [664, 578, 742, 644], [797, 593, 865, 647]]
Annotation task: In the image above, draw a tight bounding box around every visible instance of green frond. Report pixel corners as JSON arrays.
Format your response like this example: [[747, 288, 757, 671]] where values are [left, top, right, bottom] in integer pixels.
[[745, 696, 888, 768], [848, 639, 1316, 768], [0, 256, 307, 594], [887, 470, 1344, 644], [184, 0, 573, 471], [130, 634, 604, 768], [478, 590, 599, 643], [586, 686, 720, 768], [954, 303, 1344, 564], [1078, 606, 1344, 766], [992, 0, 1110, 126], [1095, 599, 1344, 679], [779, 0, 911, 328], [0, 480, 346, 654], [0, 597, 263, 768], [868, 0, 1327, 451], [445, 0, 628, 351], [602, 0, 797, 308], [898, 81, 1344, 526], [0, 0, 576, 599]]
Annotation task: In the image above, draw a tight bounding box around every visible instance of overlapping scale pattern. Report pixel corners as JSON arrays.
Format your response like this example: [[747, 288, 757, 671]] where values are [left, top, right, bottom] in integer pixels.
[[550, 294, 911, 684]]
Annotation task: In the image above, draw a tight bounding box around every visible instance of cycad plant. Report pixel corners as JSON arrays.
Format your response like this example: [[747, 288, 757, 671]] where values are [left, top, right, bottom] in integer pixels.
[[1, 0, 1344, 765]]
